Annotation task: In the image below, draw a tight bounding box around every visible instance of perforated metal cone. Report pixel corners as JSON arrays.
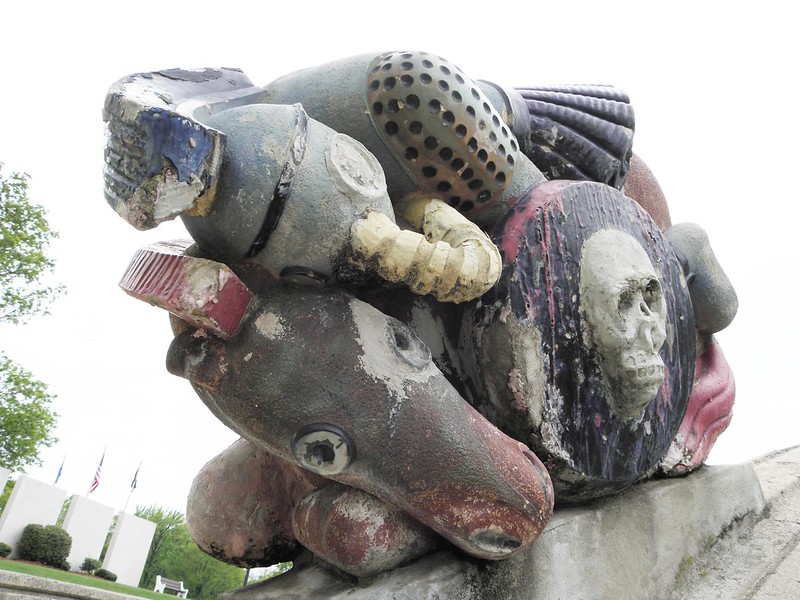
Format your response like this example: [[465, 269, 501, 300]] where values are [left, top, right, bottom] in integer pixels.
[[366, 51, 519, 216]]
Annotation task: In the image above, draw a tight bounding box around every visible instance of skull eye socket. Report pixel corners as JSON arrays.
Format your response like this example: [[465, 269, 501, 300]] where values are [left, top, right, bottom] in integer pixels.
[[617, 278, 662, 314], [643, 278, 662, 309], [618, 289, 634, 312]]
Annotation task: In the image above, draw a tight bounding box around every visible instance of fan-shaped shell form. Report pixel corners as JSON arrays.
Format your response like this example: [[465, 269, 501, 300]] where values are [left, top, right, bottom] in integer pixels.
[[514, 85, 635, 189]]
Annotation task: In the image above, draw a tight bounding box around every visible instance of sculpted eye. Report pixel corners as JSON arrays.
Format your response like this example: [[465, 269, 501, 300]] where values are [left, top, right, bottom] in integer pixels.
[[618, 290, 633, 312], [643, 278, 661, 308]]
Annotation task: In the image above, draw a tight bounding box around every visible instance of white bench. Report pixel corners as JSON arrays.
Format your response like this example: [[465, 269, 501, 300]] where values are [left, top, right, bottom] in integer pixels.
[[154, 575, 188, 598]]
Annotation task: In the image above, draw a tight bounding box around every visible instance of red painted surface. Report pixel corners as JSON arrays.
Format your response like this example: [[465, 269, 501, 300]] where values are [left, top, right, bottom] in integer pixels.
[[293, 484, 439, 577], [119, 241, 253, 339], [662, 337, 735, 475], [187, 438, 329, 566]]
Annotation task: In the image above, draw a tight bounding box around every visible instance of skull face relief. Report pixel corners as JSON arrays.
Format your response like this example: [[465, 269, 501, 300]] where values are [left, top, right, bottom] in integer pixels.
[[580, 228, 668, 420]]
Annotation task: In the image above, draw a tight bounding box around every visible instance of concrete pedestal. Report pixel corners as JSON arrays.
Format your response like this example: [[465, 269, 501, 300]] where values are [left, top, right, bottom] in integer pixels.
[[0, 475, 67, 558], [62, 495, 116, 570], [225, 463, 766, 600], [102, 512, 156, 587]]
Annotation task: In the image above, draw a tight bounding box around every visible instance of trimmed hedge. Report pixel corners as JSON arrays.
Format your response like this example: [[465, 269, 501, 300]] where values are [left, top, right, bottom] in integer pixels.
[[0, 542, 11, 557], [17, 524, 72, 570], [95, 568, 117, 582]]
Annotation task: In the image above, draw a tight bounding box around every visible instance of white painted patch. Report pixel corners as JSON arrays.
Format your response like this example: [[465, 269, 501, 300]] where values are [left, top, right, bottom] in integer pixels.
[[334, 492, 387, 540], [326, 133, 387, 201], [184, 263, 223, 308], [409, 302, 448, 369], [152, 171, 204, 222], [255, 311, 289, 340], [349, 299, 438, 428]]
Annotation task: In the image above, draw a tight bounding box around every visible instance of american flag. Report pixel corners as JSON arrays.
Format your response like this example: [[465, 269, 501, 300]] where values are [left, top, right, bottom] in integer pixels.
[[89, 450, 105, 494]]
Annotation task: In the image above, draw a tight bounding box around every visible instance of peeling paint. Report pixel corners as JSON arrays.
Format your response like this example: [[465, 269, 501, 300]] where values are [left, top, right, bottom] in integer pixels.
[[152, 171, 206, 221]]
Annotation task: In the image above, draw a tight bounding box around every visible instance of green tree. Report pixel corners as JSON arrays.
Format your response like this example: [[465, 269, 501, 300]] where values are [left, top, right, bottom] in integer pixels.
[[136, 505, 243, 600], [0, 352, 57, 470], [163, 531, 245, 600], [0, 478, 15, 514], [136, 505, 186, 588], [0, 162, 62, 324], [0, 161, 62, 471]]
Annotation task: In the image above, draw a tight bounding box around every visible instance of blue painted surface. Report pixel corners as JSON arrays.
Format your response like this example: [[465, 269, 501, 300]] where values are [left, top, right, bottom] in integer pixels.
[[138, 108, 216, 186]]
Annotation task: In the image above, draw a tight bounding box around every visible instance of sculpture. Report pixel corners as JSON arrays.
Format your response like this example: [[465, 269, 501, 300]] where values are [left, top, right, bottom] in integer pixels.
[[103, 50, 738, 579], [580, 228, 669, 419]]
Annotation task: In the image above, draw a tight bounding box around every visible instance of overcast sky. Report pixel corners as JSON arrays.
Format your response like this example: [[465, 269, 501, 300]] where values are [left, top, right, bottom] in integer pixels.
[[0, 1, 796, 514]]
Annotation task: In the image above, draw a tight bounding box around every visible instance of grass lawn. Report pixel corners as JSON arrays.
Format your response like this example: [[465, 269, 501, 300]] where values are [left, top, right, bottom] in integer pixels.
[[0, 558, 167, 599]]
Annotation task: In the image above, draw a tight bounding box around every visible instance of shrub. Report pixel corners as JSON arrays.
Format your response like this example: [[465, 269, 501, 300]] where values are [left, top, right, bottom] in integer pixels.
[[0, 542, 11, 557], [16, 524, 44, 561], [17, 524, 72, 568], [95, 568, 117, 582], [80, 557, 102, 574]]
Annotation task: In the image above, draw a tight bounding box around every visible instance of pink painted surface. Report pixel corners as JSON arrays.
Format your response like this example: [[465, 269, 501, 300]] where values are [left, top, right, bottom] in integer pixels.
[[660, 337, 735, 475], [293, 484, 439, 578], [119, 241, 253, 339]]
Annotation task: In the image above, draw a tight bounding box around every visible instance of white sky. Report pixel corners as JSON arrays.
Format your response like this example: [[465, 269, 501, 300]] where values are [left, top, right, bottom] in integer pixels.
[[0, 1, 796, 514]]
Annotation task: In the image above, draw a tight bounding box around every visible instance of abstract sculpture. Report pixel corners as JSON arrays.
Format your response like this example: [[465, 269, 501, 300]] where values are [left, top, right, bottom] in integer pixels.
[[103, 50, 738, 580]]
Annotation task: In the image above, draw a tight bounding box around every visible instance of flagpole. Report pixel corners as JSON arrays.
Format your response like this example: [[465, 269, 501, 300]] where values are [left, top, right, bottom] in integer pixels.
[[122, 460, 142, 514]]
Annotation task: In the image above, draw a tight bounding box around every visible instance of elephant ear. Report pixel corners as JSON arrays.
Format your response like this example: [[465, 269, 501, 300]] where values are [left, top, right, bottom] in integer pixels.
[[119, 239, 254, 339]]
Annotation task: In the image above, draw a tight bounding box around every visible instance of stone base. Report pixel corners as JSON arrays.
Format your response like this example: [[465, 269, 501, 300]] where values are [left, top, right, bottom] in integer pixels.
[[0, 570, 143, 600], [223, 463, 765, 600]]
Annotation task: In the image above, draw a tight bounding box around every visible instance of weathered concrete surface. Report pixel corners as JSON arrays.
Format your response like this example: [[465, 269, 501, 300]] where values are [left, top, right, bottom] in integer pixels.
[[0, 569, 142, 599], [2, 448, 795, 599], [673, 446, 800, 599], [224, 460, 768, 599]]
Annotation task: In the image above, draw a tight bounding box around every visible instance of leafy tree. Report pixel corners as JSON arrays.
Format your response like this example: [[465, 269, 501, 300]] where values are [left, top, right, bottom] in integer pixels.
[[164, 531, 245, 600], [0, 478, 15, 513], [0, 352, 57, 470], [0, 162, 62, 471], [136, 505, 186, 588], [79, 557, 102, 574], [135, 505, 244, 600], [246, 562, 293, 585], [0, 162, 63, 324]]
